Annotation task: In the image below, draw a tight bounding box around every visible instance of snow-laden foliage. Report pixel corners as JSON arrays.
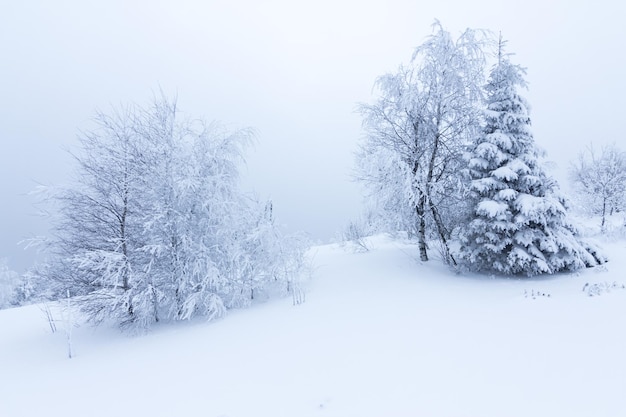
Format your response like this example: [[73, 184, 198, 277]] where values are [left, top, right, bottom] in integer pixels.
[[0, 259, 37, 308], [30, 96, 307, 330], [357, 21, 488, 264], [458, 42, 605, 276], [0, 258, 20, 309], [569, 143, 626, 230]]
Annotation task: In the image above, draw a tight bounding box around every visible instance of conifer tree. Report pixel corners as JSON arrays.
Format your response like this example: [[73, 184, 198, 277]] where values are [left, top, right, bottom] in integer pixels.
[[458, 39, 605, 275]]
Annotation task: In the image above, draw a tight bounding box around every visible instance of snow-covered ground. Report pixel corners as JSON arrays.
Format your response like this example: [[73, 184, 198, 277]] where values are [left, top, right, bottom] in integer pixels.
[[2, 234, 625, 417]]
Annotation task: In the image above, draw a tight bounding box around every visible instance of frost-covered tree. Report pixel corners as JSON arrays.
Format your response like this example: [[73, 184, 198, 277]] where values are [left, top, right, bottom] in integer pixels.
[[31, 95, 307, 330], [0, 258, 20, 309], [569, 143, 626, 229], [458, 40, 605, 275], [357, 22, 488, 264]]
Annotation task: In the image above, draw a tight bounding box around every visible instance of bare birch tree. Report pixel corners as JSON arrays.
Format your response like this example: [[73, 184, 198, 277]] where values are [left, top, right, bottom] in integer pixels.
[[357, 22, 489, 264]]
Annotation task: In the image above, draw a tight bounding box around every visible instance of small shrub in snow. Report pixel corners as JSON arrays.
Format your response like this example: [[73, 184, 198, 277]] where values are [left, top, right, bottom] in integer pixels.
[[341, 219, 372, 252], [41, 303, 58, 333], [524, 289, 551, 299], [582, 281, 626, 297]]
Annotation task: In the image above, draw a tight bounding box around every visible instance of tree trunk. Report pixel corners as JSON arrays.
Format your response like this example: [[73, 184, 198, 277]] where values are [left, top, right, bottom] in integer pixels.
[[412, 152, 429, 261], [417, 126, 443, 263], [152, 285, 159, 323], [429, 202, 457, 266], [416, 193, 428, 261]]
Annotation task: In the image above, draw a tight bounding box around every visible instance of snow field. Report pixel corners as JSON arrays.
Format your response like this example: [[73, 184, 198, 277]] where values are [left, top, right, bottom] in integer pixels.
[[1, 234, 625, 416]]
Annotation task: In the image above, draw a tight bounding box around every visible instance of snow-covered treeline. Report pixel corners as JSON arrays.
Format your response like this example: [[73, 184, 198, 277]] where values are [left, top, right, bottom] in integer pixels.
[[28, 95, 307, 330]]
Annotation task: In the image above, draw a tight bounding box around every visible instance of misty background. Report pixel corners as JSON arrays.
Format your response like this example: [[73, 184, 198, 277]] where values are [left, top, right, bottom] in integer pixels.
[[1, 0, 624, 272]]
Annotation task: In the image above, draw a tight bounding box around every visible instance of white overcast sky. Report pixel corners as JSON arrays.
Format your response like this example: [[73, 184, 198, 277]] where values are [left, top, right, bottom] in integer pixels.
[[1, 0, 624, 271]]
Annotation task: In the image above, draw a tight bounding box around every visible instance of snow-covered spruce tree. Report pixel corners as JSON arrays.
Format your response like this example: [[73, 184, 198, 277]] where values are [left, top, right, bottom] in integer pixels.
[[32, 95, 307, 330], [357, 22, 488, 264], [458, 40, 605, 275]]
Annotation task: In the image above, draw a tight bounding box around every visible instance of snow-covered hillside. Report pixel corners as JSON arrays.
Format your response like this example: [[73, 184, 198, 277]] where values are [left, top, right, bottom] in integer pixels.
[[2, 234, 625, 417]]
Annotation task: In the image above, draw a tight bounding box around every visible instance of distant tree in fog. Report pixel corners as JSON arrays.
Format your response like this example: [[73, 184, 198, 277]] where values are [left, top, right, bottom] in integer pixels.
[[569, 143, 626, 230]]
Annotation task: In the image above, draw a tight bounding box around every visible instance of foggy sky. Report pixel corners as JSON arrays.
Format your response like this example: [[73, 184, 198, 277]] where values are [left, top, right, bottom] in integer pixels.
[[1, 0, 625, 272]]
